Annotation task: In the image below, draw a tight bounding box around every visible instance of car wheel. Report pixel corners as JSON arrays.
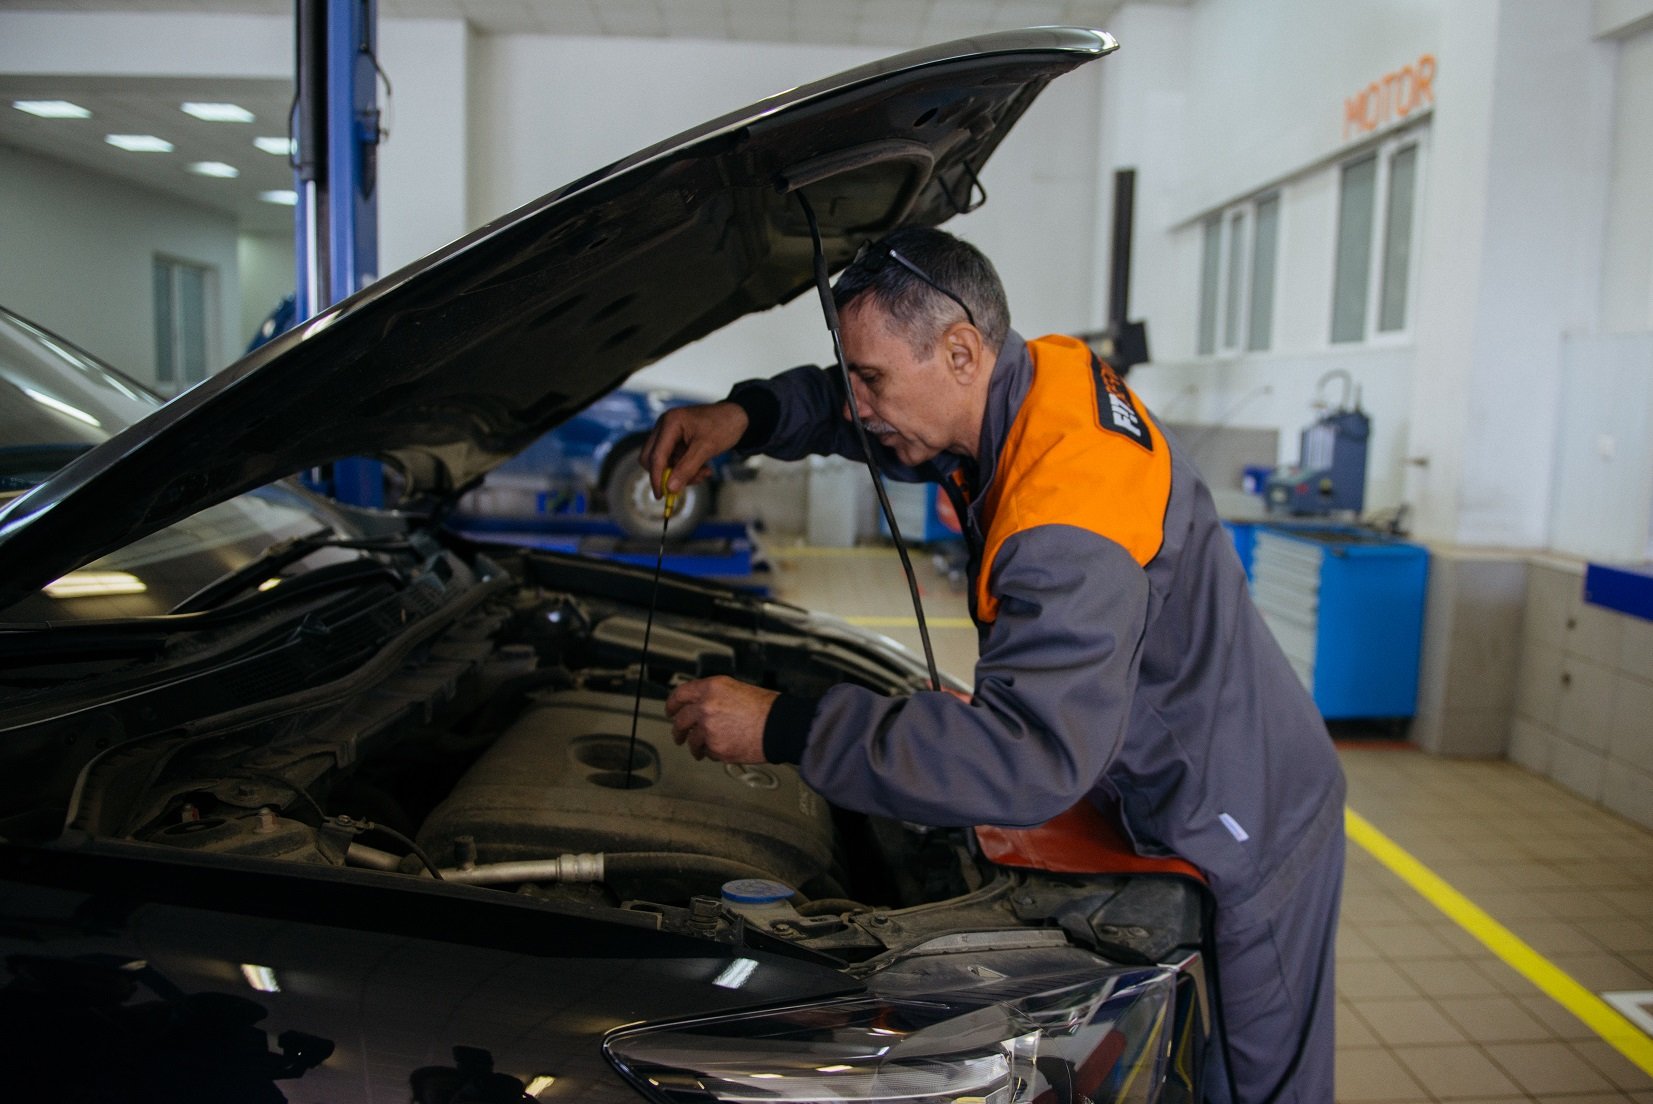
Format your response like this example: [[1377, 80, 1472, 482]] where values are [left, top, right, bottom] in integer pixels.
[[604, 446, 710, 542]]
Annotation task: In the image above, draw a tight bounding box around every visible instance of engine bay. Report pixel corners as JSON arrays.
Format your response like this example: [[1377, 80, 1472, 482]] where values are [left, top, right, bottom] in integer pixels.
[[10, 545, 1203, 967]]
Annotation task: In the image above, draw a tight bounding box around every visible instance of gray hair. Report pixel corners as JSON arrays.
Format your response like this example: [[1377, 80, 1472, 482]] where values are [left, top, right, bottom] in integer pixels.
[[832, 227, 1010, 355]]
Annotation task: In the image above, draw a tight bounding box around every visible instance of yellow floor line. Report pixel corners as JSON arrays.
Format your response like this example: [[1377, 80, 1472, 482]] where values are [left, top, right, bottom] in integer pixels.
[[1345, 806, 1653, 1078], [841, 615, 975, 629]]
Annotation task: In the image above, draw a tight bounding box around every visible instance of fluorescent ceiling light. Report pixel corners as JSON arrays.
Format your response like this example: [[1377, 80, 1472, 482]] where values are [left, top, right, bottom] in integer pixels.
[[181, 101, 254, 123], [106, 134, 173, 153], [254, 135, 295, 156], [260, 189, 298, 206], [240, 964, 281, 992], [13, 99, 90, 119], [188, 161, 239, 178], [45, 571, 147, 599], [524, 1075, 557, 1097]]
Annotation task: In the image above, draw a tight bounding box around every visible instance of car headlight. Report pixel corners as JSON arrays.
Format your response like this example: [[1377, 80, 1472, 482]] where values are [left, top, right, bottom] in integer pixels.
[[605, 952, 1176, 1104]]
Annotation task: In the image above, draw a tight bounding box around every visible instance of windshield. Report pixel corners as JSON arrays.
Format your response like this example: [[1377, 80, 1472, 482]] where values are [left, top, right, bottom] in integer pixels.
[[0, 310, 160, 496], [0, 307, 359, 622]]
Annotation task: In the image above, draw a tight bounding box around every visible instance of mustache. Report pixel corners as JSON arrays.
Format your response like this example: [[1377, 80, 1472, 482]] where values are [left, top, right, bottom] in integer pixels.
[[862, 420, 896, 436]]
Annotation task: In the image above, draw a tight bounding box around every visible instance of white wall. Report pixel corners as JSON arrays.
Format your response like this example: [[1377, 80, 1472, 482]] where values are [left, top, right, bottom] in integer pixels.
[[1548, 333, 1653, 561], [1601, 25, 1653, 333], [377, 18, 472, 275], [1407, 0, 1615, 547], [237, 230, 295, 347], [466, 35, 881, 228], [1176, 0, 1441, 219], [1, 146, 239, 386]]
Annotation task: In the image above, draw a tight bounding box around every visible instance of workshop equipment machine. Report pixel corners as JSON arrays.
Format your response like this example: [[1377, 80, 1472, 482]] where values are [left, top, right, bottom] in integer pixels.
[[1260, 371, 1370, 517]]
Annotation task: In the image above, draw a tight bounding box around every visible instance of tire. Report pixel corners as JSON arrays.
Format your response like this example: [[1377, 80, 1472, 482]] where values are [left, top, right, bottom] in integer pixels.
[[604, 445, 711, 542]]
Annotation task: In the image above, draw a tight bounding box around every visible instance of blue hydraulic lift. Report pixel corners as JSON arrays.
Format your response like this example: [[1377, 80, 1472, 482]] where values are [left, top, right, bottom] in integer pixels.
[[293, 0, 383, 508]]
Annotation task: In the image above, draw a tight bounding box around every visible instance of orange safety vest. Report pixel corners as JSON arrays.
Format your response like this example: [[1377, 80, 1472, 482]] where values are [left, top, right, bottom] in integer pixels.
[[974, 334, 1173, 622]]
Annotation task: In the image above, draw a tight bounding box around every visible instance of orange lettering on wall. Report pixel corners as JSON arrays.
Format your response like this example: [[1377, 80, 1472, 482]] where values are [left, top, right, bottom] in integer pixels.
[[1343, 54, 1436, 141]]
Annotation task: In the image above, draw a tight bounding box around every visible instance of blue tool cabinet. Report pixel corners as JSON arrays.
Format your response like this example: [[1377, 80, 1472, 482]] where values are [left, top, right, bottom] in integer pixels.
[[1247, 525, 1429, 720]]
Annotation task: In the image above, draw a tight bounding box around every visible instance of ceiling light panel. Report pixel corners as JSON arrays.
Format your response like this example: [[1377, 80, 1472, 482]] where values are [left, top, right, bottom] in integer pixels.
[[106, 134, 174, 152], [260, 189, 298, 206], [181, 101, 255, 123], [13, 100, 91, 119], [254, 136, 295, 156], [188, 161, 240, 178]]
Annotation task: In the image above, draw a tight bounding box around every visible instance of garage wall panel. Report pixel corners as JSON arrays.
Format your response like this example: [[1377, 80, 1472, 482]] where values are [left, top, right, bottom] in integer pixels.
[[378, 18, 471, 275], [237, 231, 294, 346]]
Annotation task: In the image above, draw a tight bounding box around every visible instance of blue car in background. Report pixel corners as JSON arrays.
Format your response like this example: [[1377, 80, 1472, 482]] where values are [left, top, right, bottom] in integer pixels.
[[458, 385, 718, 541], [253, 296, 719, 540]]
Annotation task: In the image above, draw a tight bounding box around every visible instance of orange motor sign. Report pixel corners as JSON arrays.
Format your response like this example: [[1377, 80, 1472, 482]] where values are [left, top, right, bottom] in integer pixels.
[[1344, 55, 1435, 141]]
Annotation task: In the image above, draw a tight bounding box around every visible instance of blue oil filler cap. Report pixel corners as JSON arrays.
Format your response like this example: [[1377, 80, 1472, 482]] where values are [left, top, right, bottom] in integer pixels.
[[721, 878, 793, 904]]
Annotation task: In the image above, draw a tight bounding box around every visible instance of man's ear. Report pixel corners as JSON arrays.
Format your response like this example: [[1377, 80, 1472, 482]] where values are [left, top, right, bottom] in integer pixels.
[[941, 322, 986, 384]]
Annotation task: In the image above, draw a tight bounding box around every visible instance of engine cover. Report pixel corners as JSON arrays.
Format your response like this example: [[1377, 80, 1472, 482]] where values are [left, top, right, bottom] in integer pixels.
[[418, 688, 837, 898]]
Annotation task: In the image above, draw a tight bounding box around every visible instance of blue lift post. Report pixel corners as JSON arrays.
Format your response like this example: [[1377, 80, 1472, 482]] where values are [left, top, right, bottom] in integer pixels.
[[294, 0, 383, 507]]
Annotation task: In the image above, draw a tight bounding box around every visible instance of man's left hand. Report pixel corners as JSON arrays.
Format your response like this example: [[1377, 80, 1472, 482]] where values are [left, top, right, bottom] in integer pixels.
[[666, 676, 777, 764]]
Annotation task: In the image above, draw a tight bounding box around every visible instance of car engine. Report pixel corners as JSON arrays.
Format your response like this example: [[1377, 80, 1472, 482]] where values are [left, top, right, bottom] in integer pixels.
[[8, 544, 1204, 970], [416, 685, 842, 902]]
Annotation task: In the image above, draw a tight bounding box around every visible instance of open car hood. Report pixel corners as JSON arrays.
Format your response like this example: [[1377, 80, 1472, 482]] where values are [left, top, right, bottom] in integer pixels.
[[0, 28, 1114, 610]]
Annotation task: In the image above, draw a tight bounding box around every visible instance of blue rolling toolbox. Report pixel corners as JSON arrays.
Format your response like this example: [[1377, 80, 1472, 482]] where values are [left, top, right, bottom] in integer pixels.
[[1246, 525, 1429, 721]]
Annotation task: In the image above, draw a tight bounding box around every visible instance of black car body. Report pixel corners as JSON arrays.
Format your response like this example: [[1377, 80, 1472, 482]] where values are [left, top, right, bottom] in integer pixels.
[[0, 29, 1212, 1103]]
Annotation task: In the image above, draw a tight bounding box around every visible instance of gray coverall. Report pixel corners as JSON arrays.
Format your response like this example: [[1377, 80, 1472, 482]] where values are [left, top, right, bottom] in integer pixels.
[[727, 329, 1346, 1104]]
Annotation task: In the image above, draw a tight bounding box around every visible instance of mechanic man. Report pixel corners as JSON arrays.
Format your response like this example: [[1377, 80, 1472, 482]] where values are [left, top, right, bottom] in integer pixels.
[[642, 227, 1345, 1104]]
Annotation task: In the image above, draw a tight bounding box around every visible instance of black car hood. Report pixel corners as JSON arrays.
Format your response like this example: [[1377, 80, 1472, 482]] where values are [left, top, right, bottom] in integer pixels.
[[0, 28, 1113, 609]]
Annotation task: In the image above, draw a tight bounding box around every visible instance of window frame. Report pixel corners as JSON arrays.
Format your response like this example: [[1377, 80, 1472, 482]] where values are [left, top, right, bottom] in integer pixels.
[[1329, 127, 1428, 347], [1196, 190, 1282, 358], [152, 254, 219, 394]]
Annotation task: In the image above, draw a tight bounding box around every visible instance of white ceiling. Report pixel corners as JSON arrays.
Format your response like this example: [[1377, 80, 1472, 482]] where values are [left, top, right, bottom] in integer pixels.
[[0, 0, 1156, 231]]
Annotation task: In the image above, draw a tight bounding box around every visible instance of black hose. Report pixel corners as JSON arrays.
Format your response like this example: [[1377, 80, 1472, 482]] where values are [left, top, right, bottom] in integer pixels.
[[794, 191, 941, 691]]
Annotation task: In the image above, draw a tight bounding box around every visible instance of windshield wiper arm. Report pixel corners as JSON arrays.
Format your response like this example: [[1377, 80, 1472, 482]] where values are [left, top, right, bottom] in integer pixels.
[[170, 527, 340, 614]]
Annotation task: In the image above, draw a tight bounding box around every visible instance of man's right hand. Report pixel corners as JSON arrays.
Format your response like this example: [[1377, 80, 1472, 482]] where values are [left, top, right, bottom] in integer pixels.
[[640, 401, 750, 501]]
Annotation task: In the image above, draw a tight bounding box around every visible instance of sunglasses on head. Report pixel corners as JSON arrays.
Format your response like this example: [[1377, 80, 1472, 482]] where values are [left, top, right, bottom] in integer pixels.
[[851, 240, 977, 328]]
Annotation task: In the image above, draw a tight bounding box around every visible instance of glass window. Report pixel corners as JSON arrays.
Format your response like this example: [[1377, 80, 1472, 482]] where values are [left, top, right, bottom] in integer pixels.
[[152, 258, 175, 385], [1196, 193, 1279, 357], [153, 257, 215, 391], [1197, 215, 1221, 356], [1331, 153, 1377, 343], [1222, 211, 1246, 350], [1378, 143, 1418, 332], [1247, 194, 1279, 352]]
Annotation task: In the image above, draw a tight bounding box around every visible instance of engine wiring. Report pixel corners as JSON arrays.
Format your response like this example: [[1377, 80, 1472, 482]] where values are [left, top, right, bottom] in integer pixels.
[[794, 192, 941, 692]]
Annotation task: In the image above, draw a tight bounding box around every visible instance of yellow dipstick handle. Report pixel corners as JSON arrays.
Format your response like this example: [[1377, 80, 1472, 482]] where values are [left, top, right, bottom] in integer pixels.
[[662, 466, 679, 520]]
